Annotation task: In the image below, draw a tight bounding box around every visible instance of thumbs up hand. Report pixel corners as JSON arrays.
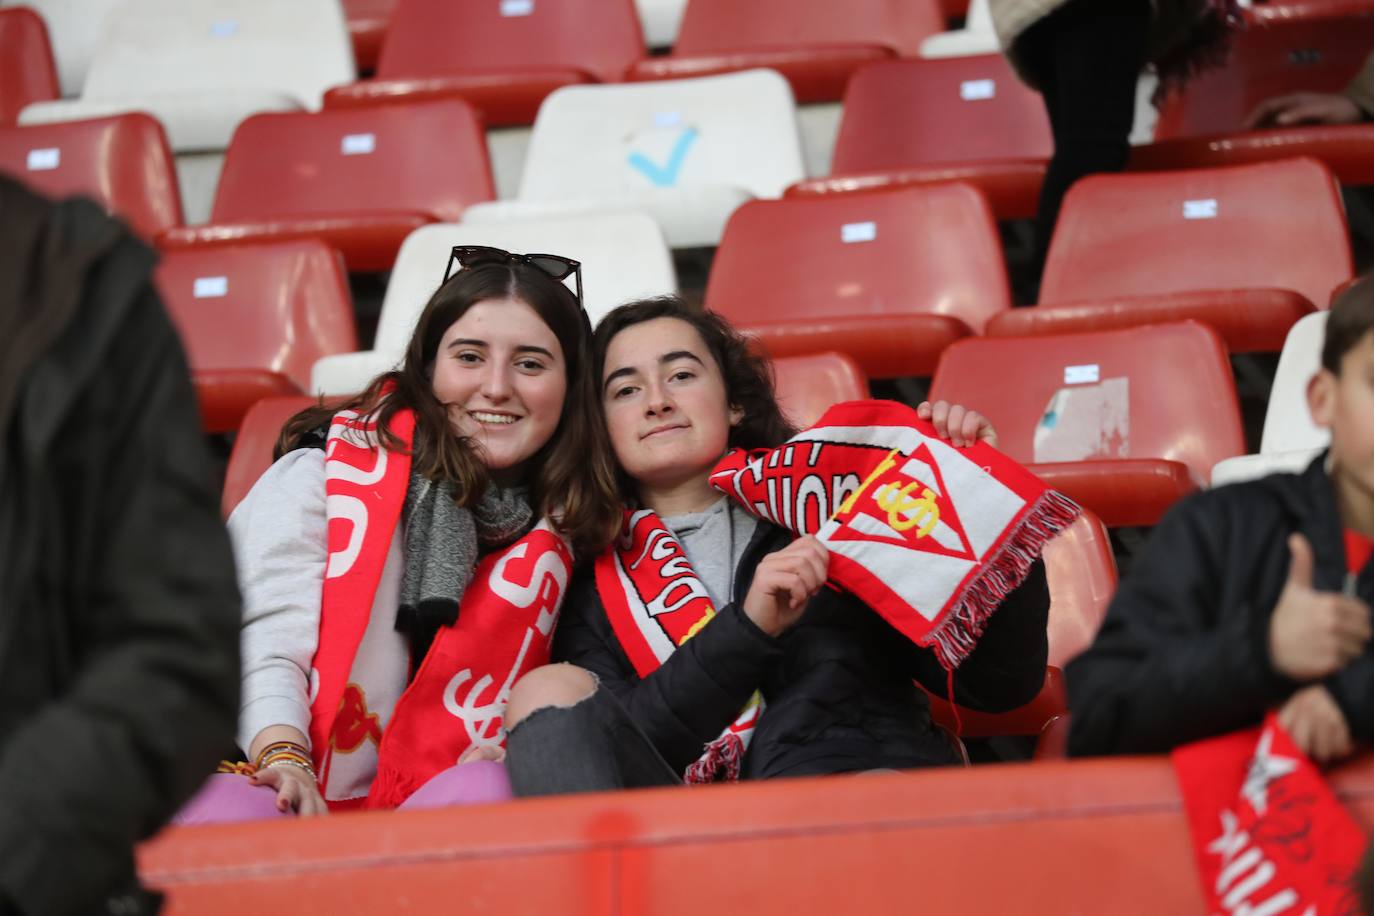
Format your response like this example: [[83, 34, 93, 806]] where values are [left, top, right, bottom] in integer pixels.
[[1268, 534, 1372, 681]]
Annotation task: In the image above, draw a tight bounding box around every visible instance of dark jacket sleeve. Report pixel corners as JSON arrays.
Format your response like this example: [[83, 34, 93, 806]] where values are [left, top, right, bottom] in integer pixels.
[[553, 571, 783, 774], [1065, 495, 1297, 757], [906, 560, 1051, 713], [0, 282, 241, 915], [1326, 652, 1374, 743]]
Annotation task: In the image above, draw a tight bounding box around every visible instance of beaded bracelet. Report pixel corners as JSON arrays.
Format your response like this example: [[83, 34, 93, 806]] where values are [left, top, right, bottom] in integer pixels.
[[262, 757, 317, 780], [254, 740, 309, 769], [258, 749, 314, 771]]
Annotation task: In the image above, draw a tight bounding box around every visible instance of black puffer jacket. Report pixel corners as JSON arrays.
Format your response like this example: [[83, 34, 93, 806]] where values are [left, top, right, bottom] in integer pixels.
[[1067, 454, 1374, 756], [553, 520, 1051, 779], [0, 179, 241, 915]]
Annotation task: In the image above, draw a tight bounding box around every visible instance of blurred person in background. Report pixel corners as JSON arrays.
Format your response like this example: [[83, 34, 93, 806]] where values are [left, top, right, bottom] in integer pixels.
[[0, 175, 241, 915], [992, 0, 1243, 293]]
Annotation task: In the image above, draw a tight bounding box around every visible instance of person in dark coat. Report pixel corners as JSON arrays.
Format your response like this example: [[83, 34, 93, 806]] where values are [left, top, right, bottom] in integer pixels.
[[1066, 275, 1374, 761], [0, 176, 241, 915], [500, 297, 1050, 793]]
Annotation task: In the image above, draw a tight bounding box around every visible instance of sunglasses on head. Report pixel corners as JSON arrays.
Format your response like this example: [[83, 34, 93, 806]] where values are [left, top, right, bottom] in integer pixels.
[[443, 245, 586, 323]]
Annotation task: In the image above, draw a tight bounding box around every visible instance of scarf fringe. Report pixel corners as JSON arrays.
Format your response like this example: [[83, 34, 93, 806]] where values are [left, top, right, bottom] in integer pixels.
[[685, 733, 744, 785], [929, 489, 1082, 671]]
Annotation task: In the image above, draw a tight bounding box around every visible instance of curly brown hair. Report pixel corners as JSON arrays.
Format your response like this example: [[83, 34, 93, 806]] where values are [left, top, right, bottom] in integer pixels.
[[592, 296, 796, 502], [278, 259, 621, 556]]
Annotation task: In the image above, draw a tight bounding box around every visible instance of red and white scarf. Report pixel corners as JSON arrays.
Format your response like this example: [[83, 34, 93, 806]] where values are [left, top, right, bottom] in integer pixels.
[[1173, 713, 1365, 915], [309, 407, 573, 809], [596, 509, 764, 784], [710, 400, 1080, 669]]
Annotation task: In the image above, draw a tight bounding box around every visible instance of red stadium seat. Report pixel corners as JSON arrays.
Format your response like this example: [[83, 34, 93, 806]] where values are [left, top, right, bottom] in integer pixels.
[[221, 395, 317, 517], [705, 183, 1010, 378], [0, 114, 182, 239], [627, 0, 944, 103], [930, 321, 1246, 526], [155, 241, 356, 434], [1153, 1, 1374, 140], [1132, 124, 1374, 187], [0, 7, 58, 126], [989, 158, 1352, 353], [159, 100, 493, 272], [787, 55, 1053, 219], [343, 0, 396, 72], [324, 0, 644, 127], [770, 352, 870, 428]]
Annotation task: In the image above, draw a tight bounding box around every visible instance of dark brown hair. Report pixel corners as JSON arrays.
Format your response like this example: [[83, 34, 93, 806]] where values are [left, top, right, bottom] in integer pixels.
[[1323, 272, 1374, 374], [279, 260, 621, 556], [592, 296, 796, 500]]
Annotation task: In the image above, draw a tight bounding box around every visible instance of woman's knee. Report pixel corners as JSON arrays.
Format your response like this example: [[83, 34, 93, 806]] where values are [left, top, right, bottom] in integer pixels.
[[505, 663, 597, 731]]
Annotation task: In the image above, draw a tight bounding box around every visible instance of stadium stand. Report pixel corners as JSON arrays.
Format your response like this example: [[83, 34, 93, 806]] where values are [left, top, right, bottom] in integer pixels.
[[323, 0, 644, 128], [2, 0, 120, 96], [0, 6, 58, 125], [311, 212, 678, 395], [460, 70, 805, 249], [154, 239, 356, 433], [785, 54, 1052, 219], [159, 100, 493, 273], [920, 0, 998, 59], [0, 113, 182, 239], [636, 0, 688, 48], [342, 0, 394, 72], [930, 321, 1247, 527], [626, 0, 945, 103], [704, 182, 1010, 378], [1212, 311, 1331, 485], [988, 158, 1353, 353]]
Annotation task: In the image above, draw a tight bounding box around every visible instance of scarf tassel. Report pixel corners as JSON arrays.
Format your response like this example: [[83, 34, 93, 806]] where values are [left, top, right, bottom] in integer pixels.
[[928, 489, 1082, 671], [685, 733, 745, 785]]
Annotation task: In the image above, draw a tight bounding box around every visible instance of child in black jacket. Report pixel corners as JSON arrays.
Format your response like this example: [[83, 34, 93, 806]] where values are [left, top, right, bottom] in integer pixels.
[[1067, 275, 1374, 760]]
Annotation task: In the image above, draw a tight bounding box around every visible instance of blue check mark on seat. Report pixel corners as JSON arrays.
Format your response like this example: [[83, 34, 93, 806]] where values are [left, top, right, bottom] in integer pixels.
[[628, 127, 698, 188]]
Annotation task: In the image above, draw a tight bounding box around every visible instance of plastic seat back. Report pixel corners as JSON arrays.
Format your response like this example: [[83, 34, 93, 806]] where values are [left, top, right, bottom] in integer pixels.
[[1154, 2, 1374, 139], [929, 322, 1246, 486], [376, 0, 642, 83], [0, 113, 181, 237], [342, 0, 395, 71], [79, 0, 354, 108], [770, 353, 869, 428], [517, 70, 803, 202], [1041, 158, 1352, 309], [671, 0, 941, 57], [15, 0, 123, 95], [156, 240, 356, 394], [221, 395, 315, 517], [210, 101, 492, 226], [833, 55, 1051, 175], [0, 6, 58, 124], [1042, 509, 1116, 669], [1262, 311, 1331, 453], [706, 183, 1010, 334]]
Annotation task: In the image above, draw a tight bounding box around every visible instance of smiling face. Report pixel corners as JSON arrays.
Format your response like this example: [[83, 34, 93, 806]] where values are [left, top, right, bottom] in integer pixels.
[[600, 317, 742, 494], [430, 297, 568, 478]]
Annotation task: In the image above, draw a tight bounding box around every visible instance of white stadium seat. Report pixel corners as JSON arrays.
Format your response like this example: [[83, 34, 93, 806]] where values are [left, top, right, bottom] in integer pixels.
[[460, 70, 806, 248], [19, 0, 355, 151], [920, 0, 998, 59], [634, 0, 688, 49], [311, 212, 679, 395], [1211, 312, 1330, 486]]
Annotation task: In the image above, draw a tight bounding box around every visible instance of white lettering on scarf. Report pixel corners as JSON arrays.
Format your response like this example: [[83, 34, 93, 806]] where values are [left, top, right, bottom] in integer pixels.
[[1208, 810, 1303, 916]]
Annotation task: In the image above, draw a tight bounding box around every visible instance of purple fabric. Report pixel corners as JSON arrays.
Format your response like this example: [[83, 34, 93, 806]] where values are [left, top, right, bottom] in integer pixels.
[[171, 773, 292, 825], [398, 760, 513, 810]]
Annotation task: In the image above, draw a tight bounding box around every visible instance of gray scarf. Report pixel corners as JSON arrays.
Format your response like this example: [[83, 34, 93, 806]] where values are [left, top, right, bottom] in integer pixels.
[[395, 471, 534, 669]]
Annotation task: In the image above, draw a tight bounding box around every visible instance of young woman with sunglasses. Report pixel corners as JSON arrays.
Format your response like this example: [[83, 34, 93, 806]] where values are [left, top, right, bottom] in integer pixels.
[[179, 248, 620, 820], [501, 297, 1053, 792]]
